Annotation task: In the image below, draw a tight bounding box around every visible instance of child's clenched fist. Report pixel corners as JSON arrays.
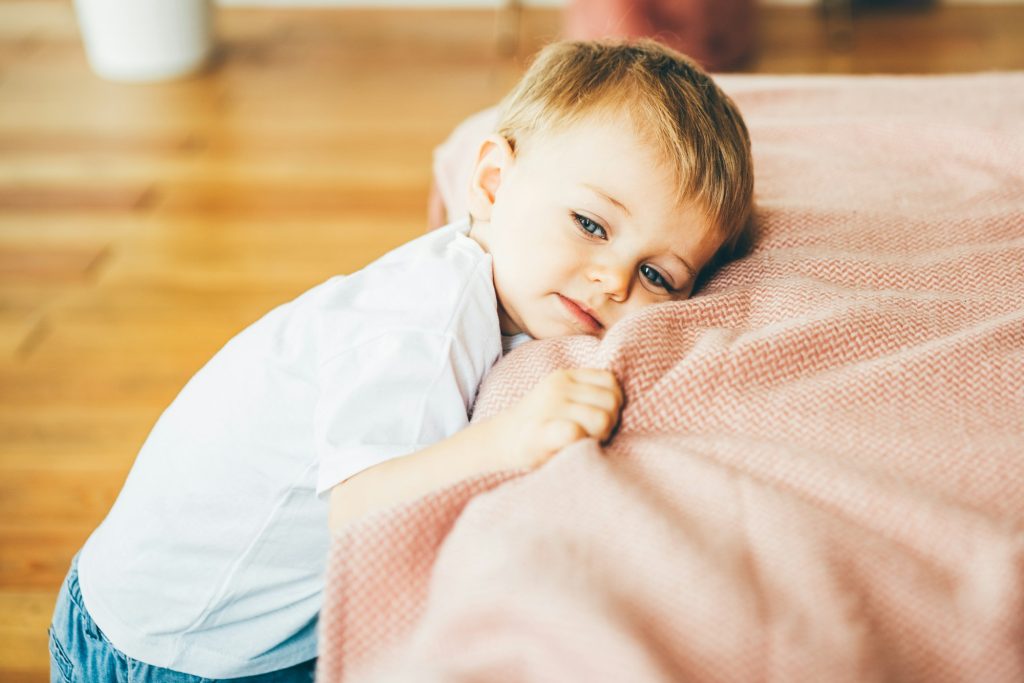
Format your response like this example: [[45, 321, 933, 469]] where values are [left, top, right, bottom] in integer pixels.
[[495, 368, 624, 470]]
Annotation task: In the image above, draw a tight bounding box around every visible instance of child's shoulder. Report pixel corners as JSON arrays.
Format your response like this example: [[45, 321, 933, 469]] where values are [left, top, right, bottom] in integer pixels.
[[307, 218, 499, 350], [366, 218, 488, 297], [380, 218, 481, 271]]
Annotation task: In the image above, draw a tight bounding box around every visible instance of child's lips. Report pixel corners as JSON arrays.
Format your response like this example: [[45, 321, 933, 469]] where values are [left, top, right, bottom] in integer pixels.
[[558, 294, 603, 333]]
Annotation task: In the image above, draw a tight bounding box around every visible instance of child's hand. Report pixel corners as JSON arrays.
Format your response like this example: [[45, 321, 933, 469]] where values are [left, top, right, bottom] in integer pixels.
[[496, 368, 624, 471]]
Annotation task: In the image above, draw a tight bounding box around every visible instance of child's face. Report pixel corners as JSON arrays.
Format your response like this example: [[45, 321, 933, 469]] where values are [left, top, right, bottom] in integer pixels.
[[467, 111, 724, 340]]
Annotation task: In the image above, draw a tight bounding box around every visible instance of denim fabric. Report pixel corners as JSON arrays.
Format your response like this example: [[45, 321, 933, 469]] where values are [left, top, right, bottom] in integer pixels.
[[48, 553, 316, 683]]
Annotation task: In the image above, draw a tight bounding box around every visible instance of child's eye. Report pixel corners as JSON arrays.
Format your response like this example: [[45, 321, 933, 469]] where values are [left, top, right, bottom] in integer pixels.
[[640, 264, 673, 291], [573, 212, 607, 239]]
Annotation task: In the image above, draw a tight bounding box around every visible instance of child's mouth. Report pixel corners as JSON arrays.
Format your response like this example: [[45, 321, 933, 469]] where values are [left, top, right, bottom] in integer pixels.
[[557, 294, 603, 333]]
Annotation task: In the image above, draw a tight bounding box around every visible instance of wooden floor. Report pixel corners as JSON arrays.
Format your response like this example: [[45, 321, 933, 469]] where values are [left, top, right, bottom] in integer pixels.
[[1, 1, 1022, 679]]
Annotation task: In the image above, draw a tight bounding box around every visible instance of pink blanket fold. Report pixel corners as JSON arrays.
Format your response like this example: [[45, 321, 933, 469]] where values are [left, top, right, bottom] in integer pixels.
[[317, 74, 1024, 682]]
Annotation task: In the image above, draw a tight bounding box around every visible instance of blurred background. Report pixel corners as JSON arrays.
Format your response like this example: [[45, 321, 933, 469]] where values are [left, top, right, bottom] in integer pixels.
[[1, 0, 1022, 680]]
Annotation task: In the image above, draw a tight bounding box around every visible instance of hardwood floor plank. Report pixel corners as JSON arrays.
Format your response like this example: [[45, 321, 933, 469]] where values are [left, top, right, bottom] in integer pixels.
[[0, 132, 203, 155], [0, 409, 154, 470], [0, 591, 63, 680], [0, 245, 107, 283], [0, 532, 85, 591], [0, 470, 123, 530], [0, 214, 146, 241], [0, 186, 153, 211]]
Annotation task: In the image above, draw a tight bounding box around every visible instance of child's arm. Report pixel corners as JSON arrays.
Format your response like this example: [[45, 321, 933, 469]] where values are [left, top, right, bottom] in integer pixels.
[[328, 368, 623, 533]]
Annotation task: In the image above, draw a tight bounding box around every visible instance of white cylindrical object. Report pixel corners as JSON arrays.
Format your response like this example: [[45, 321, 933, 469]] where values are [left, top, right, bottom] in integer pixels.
[[74, 0, 215, 82]]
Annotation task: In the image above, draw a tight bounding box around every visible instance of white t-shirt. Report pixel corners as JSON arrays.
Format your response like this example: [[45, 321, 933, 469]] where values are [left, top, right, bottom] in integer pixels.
[[77, 220, 531, 678]]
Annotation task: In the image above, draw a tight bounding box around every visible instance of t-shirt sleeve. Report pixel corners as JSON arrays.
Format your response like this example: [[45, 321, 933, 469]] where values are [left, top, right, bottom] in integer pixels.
[[313, 330, 477, 498]]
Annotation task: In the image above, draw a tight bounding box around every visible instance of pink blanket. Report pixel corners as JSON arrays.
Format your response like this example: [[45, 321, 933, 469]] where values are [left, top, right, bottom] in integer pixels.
[[317, 74, 1024, 682]]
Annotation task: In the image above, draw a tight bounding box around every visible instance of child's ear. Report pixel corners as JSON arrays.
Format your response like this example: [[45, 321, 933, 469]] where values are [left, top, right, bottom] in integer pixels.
[[467, 134, 515, 223]]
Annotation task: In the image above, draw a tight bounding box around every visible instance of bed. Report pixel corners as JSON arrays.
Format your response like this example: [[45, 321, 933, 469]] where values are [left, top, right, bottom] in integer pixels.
[[315, 73, 1024, 682]]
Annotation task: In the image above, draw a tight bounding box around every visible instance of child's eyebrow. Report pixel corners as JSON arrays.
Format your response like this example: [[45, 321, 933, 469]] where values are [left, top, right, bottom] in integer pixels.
[[672, 255, 698, 281], [583, 183, 631, 217]]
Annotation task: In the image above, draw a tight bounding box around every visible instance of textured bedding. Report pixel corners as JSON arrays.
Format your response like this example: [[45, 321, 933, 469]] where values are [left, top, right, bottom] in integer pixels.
[[316, 73, 1024, 682]]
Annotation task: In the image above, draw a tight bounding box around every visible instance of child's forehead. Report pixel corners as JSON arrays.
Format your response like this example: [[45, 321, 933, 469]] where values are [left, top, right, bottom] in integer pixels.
[[516, 117, 674, 184], [516, 115, 693, 205]]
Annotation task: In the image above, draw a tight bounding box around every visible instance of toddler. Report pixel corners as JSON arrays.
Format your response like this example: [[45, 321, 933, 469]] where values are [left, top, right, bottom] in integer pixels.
[[48, 39, 753, 682]]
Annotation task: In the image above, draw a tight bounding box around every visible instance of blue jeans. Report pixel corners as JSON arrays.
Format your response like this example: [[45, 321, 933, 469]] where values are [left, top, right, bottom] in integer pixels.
[[48, 553, 316, 683]]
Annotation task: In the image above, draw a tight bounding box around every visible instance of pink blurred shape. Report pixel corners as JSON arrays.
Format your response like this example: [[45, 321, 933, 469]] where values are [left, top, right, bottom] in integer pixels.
[[563, 0, 756, 71]]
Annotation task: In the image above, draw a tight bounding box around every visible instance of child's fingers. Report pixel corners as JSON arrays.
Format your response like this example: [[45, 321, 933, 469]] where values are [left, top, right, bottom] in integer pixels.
[[560, 401, 618, 442], [565, 368, 624, 404], [565, 367, 617, 387], [566, 382, 621, 416]]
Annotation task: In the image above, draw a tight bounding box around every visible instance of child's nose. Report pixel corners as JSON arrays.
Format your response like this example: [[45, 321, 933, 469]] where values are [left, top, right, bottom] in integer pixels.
[[589, 261, 632, 302]]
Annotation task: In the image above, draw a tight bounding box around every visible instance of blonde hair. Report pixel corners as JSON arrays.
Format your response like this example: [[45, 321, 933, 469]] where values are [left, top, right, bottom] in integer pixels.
[[495, 39, 756, 284]]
